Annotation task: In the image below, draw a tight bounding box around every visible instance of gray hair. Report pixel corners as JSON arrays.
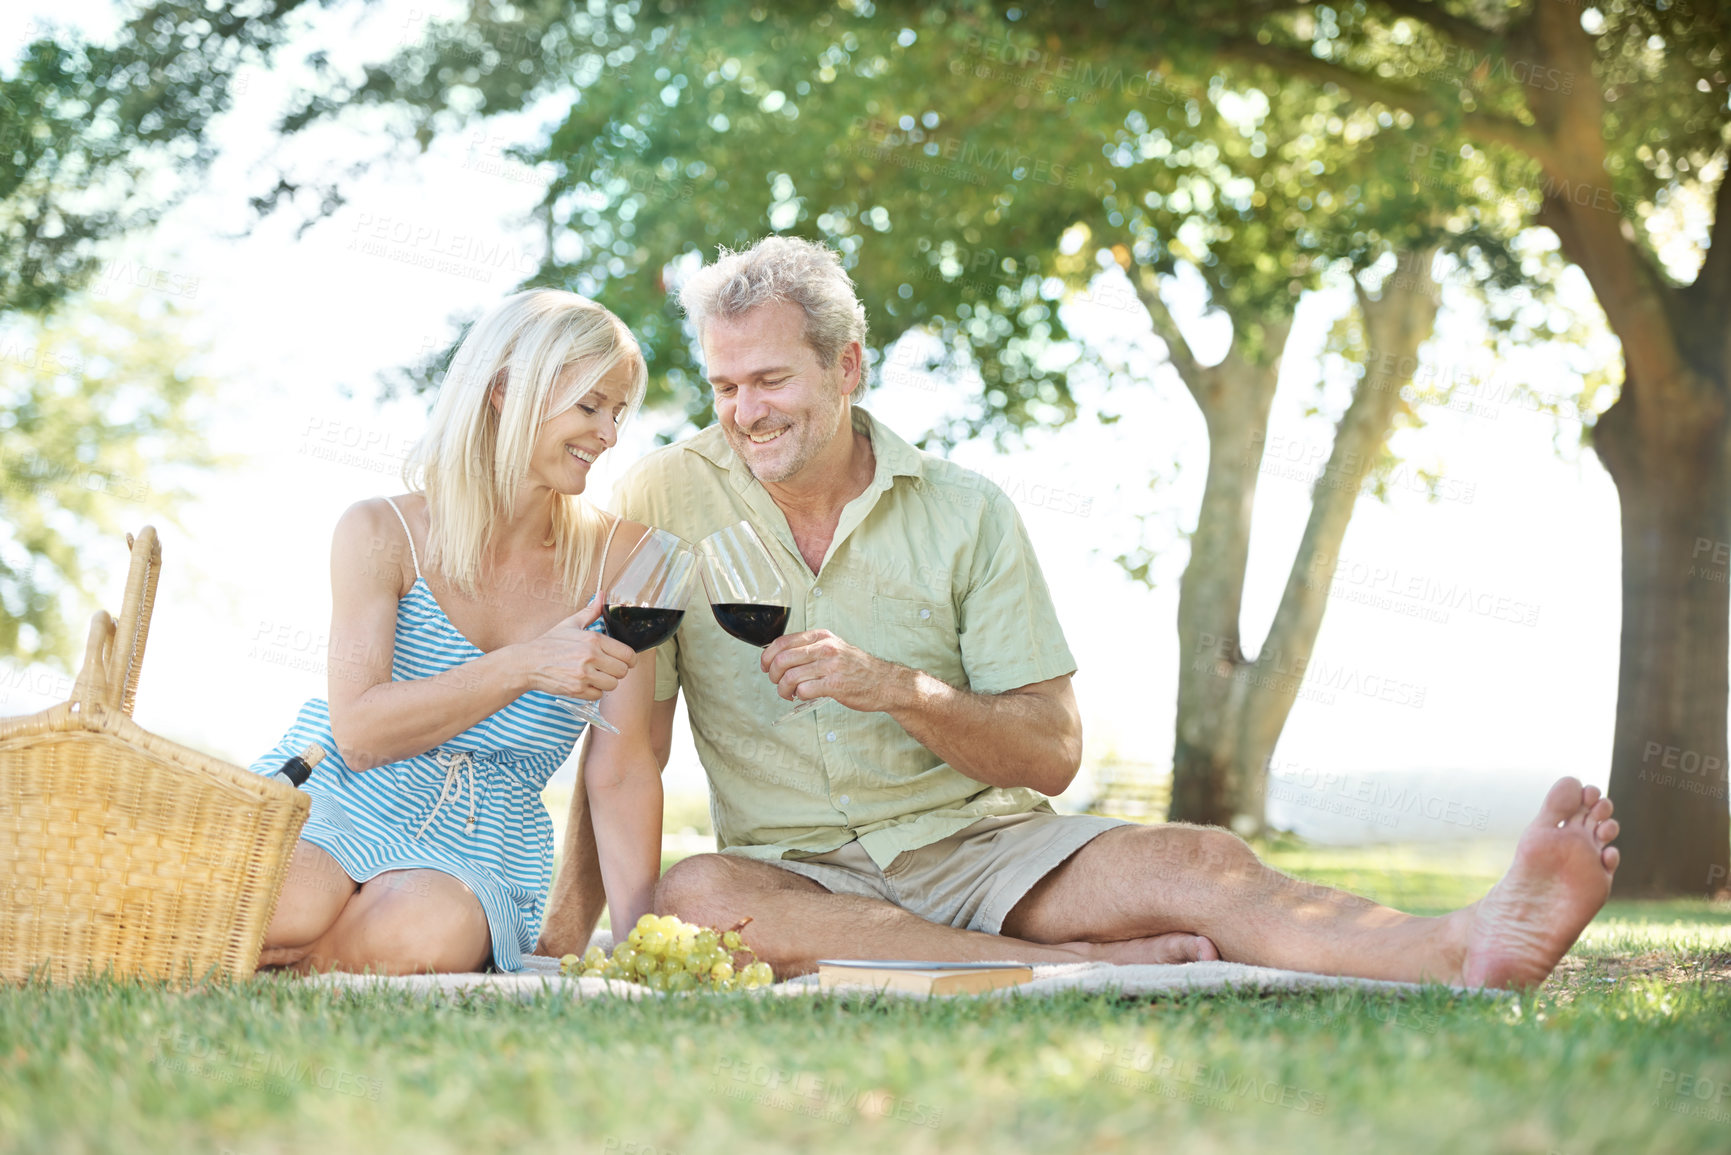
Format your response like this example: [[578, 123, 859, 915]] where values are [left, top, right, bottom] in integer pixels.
[[678, 236, 869, 369]]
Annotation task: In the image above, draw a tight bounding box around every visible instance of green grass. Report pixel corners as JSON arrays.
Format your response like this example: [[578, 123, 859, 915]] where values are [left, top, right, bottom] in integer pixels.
[[4, 845, 1729, 1155]]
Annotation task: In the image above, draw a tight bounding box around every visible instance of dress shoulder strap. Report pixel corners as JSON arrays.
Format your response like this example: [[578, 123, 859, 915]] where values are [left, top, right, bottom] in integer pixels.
[[381, 496, 423, 580], [594, 514, 625, 598]]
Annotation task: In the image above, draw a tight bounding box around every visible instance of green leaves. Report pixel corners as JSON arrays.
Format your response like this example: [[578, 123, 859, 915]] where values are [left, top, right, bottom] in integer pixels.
[[332, 2, 1558, 438], [0, 299, 222, 664], [2, 3, 327, 320], [0, 4, 326, 665]]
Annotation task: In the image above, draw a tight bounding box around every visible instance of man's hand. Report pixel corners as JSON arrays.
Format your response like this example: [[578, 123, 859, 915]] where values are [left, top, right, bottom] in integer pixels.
[[764, 630, 1079, 795], [761, 629, 910, 713]]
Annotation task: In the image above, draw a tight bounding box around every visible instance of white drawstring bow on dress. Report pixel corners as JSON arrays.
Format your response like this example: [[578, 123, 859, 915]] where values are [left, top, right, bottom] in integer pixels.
[[415, 749, 478, 839]]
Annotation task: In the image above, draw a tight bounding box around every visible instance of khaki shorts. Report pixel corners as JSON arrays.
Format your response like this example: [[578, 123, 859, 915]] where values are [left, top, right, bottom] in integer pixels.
[[761, 810, 1129, 935]]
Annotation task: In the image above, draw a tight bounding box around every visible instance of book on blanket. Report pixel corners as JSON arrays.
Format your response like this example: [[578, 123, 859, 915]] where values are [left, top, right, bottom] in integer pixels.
[[815, 960, 1033, 995]]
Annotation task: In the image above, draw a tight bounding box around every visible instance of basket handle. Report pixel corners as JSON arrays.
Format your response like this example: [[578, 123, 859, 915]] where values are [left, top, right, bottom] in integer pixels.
[[102, 526, 161, 716], [71, 610, 116, 711]]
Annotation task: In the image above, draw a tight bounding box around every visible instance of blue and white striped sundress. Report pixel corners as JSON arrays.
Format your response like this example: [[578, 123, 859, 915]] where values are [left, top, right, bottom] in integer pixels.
[[248, 497, 616, 972]]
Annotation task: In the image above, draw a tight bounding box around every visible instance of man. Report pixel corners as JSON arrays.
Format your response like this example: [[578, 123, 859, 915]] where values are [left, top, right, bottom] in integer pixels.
[[537, 236, 1620, 989]]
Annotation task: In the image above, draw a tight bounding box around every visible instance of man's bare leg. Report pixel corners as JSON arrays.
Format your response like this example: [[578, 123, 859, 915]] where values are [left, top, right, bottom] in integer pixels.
[[652, 853, 1218, 976], [1000, 777, 1619, 989]]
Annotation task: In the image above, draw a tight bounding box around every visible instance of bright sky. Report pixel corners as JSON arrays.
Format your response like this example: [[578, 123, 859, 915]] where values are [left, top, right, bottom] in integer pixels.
[[1, 2, 1638, 843]]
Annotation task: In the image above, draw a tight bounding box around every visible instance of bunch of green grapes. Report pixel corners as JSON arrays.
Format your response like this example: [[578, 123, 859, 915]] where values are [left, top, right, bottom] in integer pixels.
[[559, 914, 776, 993]]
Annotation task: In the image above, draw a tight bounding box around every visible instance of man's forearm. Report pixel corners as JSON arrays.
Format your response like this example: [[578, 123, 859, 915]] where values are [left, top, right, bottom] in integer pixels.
[[884, 668, 1082, 794], [535, 730, 609, 956], [760, 629, 1082, 794]]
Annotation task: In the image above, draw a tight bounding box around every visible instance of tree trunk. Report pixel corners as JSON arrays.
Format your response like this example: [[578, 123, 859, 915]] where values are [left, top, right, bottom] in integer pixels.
[[1168, 346, 1281, 830], [1159, 252, 1440, 832], [1593, 388, 1731, 897], [1110, 0, 1731, 886], [1231, 261, 1441, 830], [1521, 1, 1731, 896]]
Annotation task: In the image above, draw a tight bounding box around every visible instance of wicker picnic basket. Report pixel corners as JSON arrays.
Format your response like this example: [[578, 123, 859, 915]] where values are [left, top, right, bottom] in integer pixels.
[[0, 526, 310, 984]]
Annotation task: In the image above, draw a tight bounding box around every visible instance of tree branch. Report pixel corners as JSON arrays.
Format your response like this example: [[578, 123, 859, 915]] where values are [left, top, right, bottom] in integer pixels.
[[1689, 159, 1731, 306], [1371, 0, 1500, 53], [1239, 248, 1441, 763], [1131, 270, 1207, 390], [1217, 37, 1558, 168], [1535, 178, 1685, 396]]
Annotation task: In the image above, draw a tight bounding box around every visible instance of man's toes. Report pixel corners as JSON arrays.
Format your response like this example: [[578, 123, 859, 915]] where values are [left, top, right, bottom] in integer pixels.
[[1587, 797, 1613, 826], [1539, 777, 1585, 825], [1596, 818, 1619, 845], [1582, 784, 1601, 810], [1602, 846, 1620, 873], [1164, 935, 1215, 963]]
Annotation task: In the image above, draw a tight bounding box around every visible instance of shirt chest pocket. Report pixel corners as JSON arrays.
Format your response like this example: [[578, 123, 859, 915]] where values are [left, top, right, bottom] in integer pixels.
[[870, 594, 966, 688]]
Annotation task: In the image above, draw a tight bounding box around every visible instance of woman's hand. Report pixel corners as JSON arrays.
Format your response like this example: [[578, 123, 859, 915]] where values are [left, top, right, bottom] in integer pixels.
[[509, 595, 638, 700]]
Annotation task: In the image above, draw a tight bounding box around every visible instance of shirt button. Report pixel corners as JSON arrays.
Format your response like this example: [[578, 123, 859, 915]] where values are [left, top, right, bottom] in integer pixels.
[[919, 608, 931, 619], [838, 794, 851, 806], [812, 586, 823, 597], [826, 731, 837, 742]]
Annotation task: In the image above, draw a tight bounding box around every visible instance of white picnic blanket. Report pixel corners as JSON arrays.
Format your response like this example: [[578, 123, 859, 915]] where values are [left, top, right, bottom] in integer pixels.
[[302, 933, 1496, 1001]]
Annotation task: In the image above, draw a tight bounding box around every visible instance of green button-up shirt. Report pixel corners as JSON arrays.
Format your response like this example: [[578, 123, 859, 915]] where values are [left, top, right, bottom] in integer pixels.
[[611, 407, 1077, 868]]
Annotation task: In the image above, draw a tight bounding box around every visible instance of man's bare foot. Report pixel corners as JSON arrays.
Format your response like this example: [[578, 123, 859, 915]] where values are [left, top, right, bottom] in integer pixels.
[[1460, 777, 1619, 990], [1076, 933, 1220, 966]]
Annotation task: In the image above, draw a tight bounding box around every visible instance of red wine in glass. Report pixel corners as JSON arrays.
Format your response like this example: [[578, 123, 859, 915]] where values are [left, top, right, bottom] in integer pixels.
[[710, 603, 789, 648], [557, 527, 698, 736], [601, 605, 688, 651], [699, 521, 822, 724]]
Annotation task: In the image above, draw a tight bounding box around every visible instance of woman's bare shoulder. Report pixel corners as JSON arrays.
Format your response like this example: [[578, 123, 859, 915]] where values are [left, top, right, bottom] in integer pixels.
[[606, 514, 652, 545], [333, 493, 423, 529], [596, 515, 653, 586], [331, 495, 423, 593]]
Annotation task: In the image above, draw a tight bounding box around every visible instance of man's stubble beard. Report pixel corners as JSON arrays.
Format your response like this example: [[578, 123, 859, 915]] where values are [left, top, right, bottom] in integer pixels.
[[731, 373, 850, 486]]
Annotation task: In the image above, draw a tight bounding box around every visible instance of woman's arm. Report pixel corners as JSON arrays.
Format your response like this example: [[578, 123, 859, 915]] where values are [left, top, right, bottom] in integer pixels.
[[324, 499, 635, 771], [583, 648, 665, 937]]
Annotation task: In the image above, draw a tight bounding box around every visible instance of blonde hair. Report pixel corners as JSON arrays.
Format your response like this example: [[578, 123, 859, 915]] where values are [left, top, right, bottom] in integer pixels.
[[403, 289, 647, 599]]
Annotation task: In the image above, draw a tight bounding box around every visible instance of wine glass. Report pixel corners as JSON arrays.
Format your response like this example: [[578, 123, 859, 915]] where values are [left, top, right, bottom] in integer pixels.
[[697, 521, 823, 725], [558, 527, 699, 736]]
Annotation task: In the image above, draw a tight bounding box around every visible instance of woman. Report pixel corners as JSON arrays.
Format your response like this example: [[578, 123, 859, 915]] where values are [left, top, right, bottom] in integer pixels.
[[250, 290, 666, 974]]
